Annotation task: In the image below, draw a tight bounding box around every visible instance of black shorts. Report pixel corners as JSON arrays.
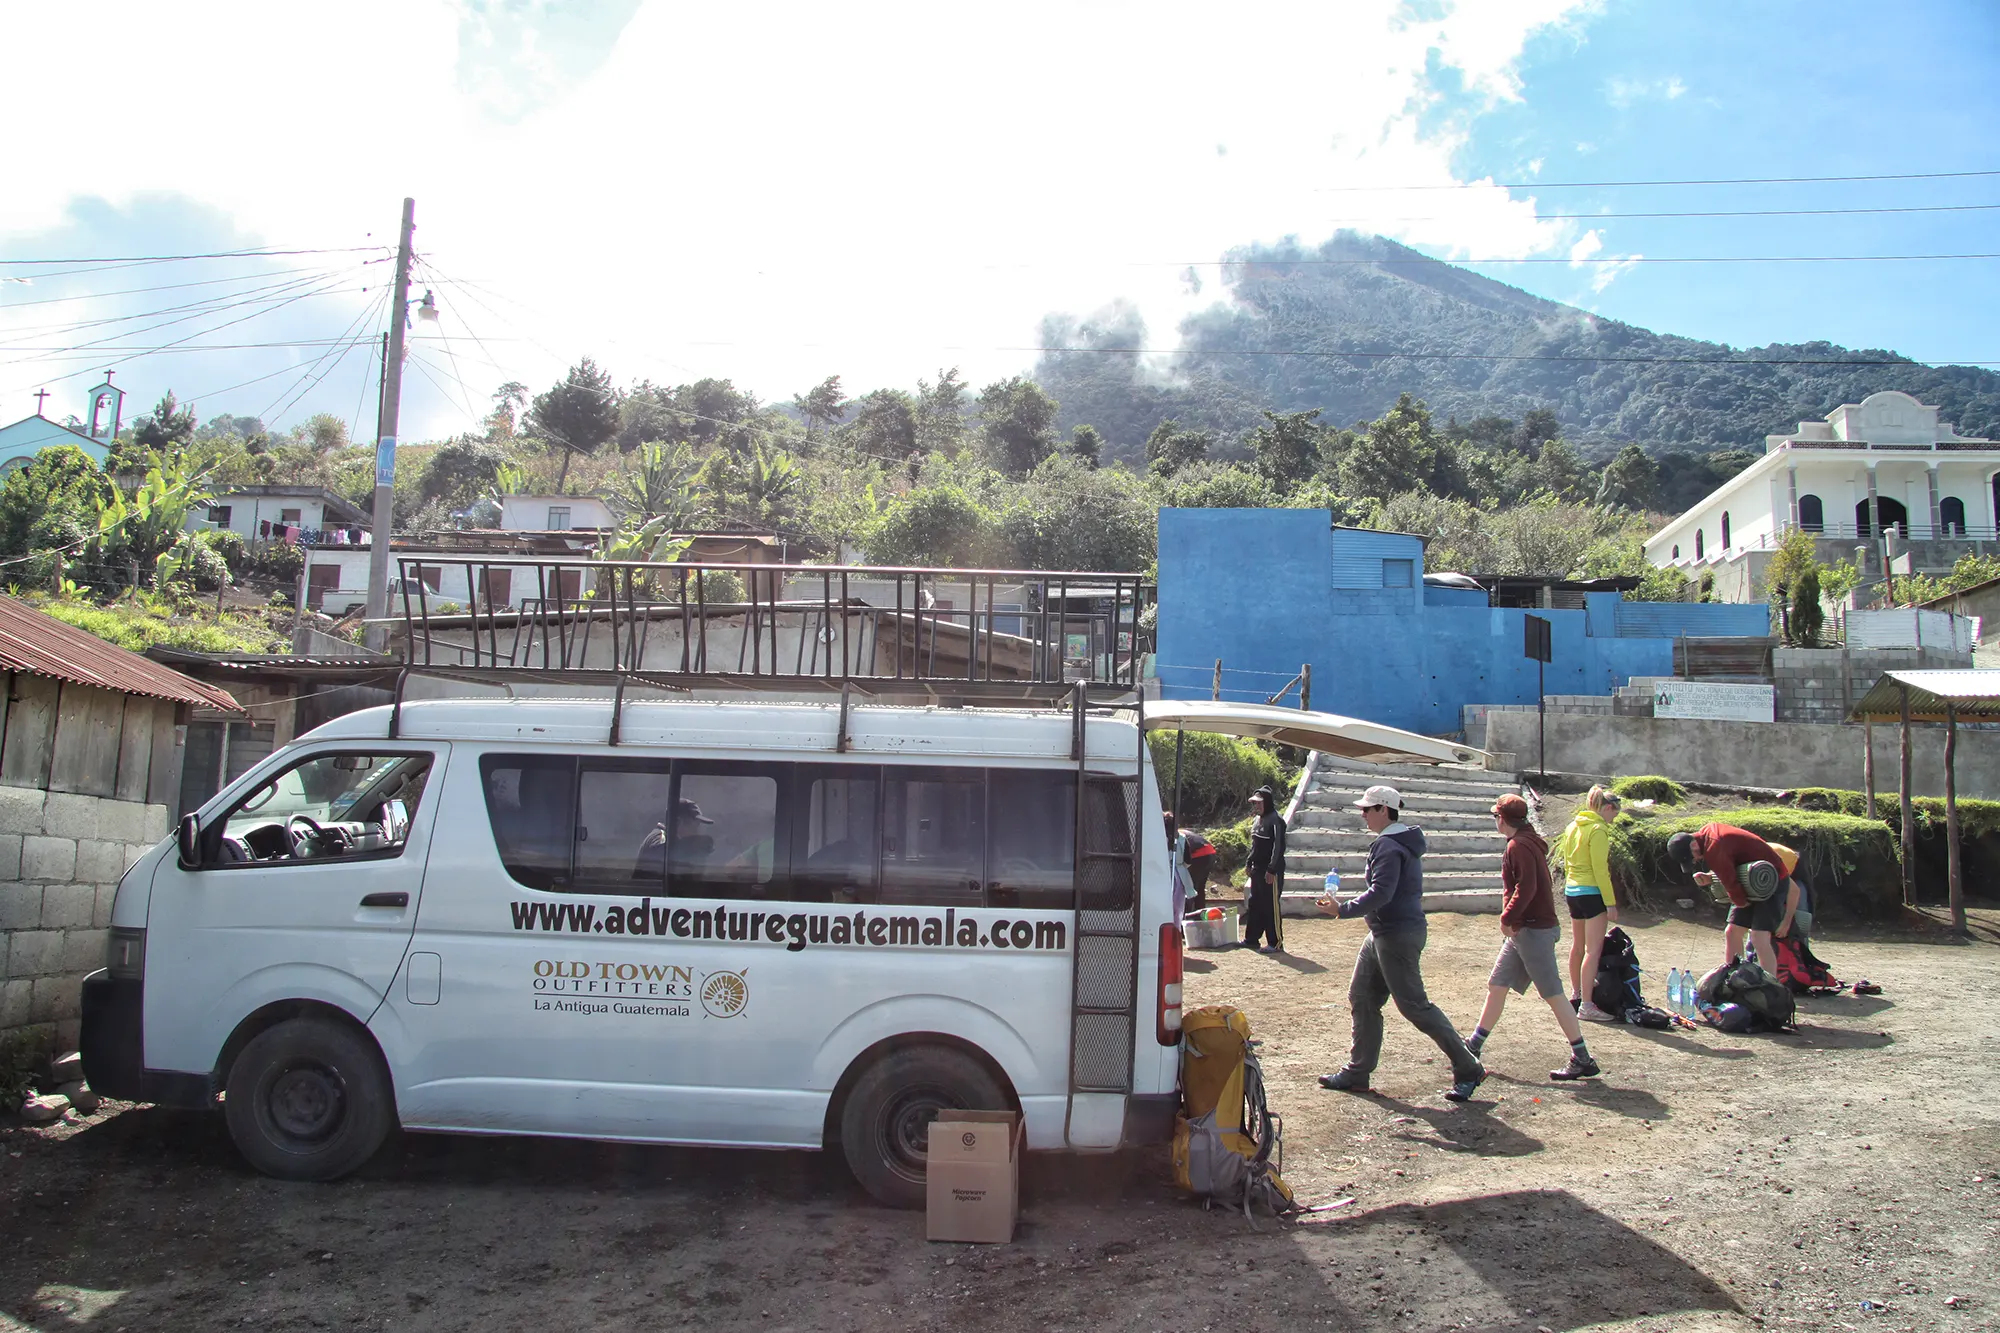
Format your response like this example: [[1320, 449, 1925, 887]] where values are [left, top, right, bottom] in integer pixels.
[[1565, 891, 1607, 921], [1728, 897, 1783, 932]]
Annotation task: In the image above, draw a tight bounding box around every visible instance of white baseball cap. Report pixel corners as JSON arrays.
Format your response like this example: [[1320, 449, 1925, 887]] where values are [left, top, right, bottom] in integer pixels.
[[1352, 784, 1403, 810]]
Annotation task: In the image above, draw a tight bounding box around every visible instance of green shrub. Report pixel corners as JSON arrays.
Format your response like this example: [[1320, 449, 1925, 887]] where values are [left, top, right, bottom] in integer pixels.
[[197, 527, 247, 571], [1622, 806, 1904, 918], [1207, 816, 1255, 883], [1611, 775, 1685, 805], [1789, 786, 2000, 841], [246, 540, 304, 583], [1148, 731, 1286, 828]]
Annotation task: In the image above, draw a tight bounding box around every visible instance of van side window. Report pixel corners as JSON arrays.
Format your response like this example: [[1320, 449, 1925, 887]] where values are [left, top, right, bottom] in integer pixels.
[[881, 768, 984, 908], [574, 760, 672, 892], [671, 764, 781, 899], [1078, 776, 1137, 912], [481, 755, 577, 891], [212, 751, 431, 867], [987, 769, 1076, 910], [793, 767, 879, 903]]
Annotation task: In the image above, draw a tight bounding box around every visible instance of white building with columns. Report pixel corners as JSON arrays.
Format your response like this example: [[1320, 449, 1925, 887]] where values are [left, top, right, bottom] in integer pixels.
[[1644, 391, 1999, 601]]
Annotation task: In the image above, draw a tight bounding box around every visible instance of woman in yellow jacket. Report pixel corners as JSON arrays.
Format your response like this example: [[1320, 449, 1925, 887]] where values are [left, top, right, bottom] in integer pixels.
[[1555, 786, 1621, 1022]]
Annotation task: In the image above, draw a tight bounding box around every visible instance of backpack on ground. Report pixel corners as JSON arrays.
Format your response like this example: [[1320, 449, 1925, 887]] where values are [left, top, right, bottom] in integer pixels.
[[1772, 935, 1842, 995], [1696, 957, 1796, 1031], [1171, 1006, 1295, 1222], [1591, 926, 1648, 1022]]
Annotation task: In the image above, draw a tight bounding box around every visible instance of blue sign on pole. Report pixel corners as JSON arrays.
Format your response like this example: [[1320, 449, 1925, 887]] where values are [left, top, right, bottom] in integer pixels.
[[374, 435, 397, 487]]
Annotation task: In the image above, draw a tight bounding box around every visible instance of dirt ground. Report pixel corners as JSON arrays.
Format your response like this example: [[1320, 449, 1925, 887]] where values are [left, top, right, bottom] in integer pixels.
[[3, 909, 1996, 1333]]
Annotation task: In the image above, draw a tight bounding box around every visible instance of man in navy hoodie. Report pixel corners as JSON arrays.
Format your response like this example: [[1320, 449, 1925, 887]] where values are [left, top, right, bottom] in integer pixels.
[[1314, 784, 1486, 1102]]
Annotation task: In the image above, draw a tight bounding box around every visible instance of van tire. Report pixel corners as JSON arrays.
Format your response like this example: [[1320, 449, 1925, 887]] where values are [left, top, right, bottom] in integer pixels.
[[223, 1018, 394, 1181], [839, 1046, 1007, 1209]]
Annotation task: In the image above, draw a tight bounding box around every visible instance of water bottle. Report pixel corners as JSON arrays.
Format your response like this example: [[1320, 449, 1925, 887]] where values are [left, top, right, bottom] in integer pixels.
[[1681, 963, 1700, 1018], [1323, 868, 1341, 899], [1666, 967, 1683, 1014]]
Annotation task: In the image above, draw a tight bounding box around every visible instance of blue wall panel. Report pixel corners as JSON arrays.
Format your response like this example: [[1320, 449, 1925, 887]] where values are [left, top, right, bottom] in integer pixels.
[[1158, 509, 1770, 736]]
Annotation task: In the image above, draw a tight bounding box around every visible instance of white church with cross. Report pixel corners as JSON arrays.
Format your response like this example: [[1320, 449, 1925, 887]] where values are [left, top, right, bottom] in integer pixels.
[[0, 375, 122, 474], [1644, 390, 2000, 601]]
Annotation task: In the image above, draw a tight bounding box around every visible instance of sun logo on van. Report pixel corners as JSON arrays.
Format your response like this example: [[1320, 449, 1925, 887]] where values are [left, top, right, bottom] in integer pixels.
[[701, 970, 749, 1019]]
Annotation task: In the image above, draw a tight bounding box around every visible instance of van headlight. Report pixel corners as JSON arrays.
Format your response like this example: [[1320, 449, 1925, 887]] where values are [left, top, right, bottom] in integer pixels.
[[107, 927, 145, 980]]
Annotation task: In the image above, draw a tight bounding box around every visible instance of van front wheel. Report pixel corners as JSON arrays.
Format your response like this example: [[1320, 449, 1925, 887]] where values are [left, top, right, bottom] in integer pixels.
[[224, 1018, 393, 1181], [839, 1047, 1007, 1209]]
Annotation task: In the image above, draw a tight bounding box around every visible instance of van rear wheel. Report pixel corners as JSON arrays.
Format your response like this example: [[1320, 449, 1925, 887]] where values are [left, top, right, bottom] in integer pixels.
[[223, 1017, 393, 1181], [840, 1047, 1007, 1209]]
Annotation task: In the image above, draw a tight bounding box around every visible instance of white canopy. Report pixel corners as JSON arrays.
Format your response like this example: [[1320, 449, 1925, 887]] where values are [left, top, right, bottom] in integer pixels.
[[1142, 700, 1483, 766]]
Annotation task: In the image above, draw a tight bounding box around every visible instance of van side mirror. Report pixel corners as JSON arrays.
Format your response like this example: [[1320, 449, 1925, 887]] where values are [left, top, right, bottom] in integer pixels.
[[178, 813, 201, 867], [381, 799, 409, 843]]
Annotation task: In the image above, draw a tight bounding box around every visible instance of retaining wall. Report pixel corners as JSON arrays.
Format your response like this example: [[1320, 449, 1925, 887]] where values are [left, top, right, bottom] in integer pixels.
[[1484, 710, 2000, 797]]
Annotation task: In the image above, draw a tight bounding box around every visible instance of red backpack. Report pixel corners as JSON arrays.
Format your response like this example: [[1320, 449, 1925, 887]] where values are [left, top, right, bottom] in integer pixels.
[[1773, 936, 1841, 995]]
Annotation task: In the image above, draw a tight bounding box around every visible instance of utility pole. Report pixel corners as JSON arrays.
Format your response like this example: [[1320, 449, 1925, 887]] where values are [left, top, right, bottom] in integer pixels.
[[363, 197, 416, 651]]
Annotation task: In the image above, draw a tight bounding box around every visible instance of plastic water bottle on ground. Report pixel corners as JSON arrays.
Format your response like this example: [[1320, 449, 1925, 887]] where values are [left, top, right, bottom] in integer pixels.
[[1666, 967, 1683, 1014]]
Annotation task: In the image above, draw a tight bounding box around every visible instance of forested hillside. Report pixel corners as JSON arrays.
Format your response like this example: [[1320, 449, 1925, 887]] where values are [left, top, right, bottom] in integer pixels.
[[1035, 231, 2000, 462]]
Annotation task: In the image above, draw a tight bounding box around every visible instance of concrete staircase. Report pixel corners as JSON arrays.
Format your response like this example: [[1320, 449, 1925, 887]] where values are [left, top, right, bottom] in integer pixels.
[[1283, 756, 1517, 914]]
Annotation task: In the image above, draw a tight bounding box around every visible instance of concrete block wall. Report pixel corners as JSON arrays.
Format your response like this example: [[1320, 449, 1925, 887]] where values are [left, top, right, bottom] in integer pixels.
[[0, 790, 166, 1053], [1771, 646, 1972, 724]]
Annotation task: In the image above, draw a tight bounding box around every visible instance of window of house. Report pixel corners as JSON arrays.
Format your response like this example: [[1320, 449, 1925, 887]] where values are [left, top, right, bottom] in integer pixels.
[[1798, 495, 1823, 533], [1721, 512, 1732, 549], [1671, 544, 1680, 559], [280, 508, 303, 524], [547, 506, 571, 530], [1695, 530, 1705, 559], [1941, 496, 1966, 536], [1382, 558, 1414, 588], [208, 505, 232, 525]]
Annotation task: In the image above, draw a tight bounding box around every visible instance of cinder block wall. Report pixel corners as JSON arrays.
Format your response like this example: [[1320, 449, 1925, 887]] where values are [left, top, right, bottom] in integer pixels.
[[0, 789, 166, 1053], [1772, 646, 1972, 724], [0, 674, 182, 1059]]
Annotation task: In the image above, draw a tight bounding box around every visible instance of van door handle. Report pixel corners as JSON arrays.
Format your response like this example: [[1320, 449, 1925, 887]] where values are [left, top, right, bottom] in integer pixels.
[[359, 892, 409, 908]]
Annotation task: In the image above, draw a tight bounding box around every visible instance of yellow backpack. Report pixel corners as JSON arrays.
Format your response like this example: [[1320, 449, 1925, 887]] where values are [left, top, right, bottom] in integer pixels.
[[1171, 1005, 1295, 1219]]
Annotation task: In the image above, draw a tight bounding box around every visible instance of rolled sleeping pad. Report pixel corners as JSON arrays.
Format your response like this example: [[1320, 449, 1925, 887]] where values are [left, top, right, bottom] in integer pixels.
[[1740, 859, 1781, 902]]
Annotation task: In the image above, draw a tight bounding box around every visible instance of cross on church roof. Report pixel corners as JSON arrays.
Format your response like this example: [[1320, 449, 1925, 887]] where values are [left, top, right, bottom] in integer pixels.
[[33, 389, 49, 415]]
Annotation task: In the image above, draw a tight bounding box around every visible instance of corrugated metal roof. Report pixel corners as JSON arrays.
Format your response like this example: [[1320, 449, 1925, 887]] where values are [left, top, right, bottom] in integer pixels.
[[0, 595, 244, 712], [1849, 669, 2000, 722]]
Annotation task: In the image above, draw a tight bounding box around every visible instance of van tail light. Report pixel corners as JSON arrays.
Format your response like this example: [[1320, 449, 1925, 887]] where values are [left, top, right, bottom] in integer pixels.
[[1156, 922, 1184, 1045]]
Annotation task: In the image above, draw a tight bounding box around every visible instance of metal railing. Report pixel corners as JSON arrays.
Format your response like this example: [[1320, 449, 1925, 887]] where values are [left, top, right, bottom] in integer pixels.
[[388, 556, 1153, 700]]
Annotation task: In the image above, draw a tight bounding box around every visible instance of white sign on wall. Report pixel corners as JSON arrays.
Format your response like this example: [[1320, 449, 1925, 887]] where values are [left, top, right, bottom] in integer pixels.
[[1653, 680, 1775, 722]]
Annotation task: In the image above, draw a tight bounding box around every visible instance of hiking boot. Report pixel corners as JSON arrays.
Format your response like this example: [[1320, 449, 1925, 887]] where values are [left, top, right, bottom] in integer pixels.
[[1578, 1001, 1617, 1023], [1318, 1067, 1372, 1093], [1550, 1054, 1601, 1081], [1442, 1066, 1486, 1103]]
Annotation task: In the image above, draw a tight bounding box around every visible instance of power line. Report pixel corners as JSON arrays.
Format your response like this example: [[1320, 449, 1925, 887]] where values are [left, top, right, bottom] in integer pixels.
[[0, 246, 388, 266], [1334, 202, 2000, 224], [0, 262, 364, 309], [0, 266, 366, 343], [1317, 168, 2000, 192]]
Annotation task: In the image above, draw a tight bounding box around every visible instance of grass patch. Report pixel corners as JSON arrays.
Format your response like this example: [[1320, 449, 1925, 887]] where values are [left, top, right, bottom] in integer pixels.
[[27, 597, 287, 654], [1148, 731, 1287, 828], [1207, 815, 1256, 882], [1610, 775, 1686, 805], [1790, 786, 2000, 841], [1620, 807, 1902, 914]]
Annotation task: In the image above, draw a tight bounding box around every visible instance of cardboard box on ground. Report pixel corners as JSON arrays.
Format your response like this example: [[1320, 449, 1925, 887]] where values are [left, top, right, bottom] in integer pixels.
[[926, 1110, 1021, 1243]]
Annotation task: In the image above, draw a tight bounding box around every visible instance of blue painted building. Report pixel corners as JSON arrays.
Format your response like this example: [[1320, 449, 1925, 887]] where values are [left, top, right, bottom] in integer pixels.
[[0, 376, 121, 474], [1156, 508, 1771, 735]]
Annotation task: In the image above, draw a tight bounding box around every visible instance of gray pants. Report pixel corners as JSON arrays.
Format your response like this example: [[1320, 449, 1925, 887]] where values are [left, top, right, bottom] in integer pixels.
[[1348, 923, 1482, 1082]]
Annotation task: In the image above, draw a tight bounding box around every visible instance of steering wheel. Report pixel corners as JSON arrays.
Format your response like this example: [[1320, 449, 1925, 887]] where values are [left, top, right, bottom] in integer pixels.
[[287, 815, 346, 859]]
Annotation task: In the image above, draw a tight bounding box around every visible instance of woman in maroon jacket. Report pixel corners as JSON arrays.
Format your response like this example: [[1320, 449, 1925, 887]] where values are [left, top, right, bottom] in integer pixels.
[[1463, 795, 1600, 1081]]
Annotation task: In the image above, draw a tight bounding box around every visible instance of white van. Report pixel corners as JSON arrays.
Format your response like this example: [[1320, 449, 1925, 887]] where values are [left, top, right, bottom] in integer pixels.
[[80, 694, 1470, 1205], [80, 696, 1181, 1206]]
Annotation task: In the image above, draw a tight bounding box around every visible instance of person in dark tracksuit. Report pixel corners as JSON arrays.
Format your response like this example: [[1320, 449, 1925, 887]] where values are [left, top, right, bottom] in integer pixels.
[[1315, 784, 1486, 1103], [1240, 785, 1286, 953]]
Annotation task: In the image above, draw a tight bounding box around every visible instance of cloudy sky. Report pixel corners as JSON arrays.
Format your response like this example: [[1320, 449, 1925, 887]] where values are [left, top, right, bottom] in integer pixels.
[[2, 0, 1996, 442]]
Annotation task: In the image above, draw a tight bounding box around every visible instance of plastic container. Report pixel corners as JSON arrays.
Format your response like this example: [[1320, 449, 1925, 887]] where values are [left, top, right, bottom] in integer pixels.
[[1184, 907, 1236, 950]]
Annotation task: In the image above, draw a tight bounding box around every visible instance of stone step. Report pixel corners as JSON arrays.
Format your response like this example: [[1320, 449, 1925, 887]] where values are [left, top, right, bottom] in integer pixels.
[[1285, 869, 1504, 894], [1308, 768, 1516, 799], [1304, 785, 1504, 812], [1287, 827, 1508, 852], [1293, 808, 1497, 832], [1287, 850, 1500, 874], [1309, 755, 1507, 784], [1276, 888, 1502, 916]]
